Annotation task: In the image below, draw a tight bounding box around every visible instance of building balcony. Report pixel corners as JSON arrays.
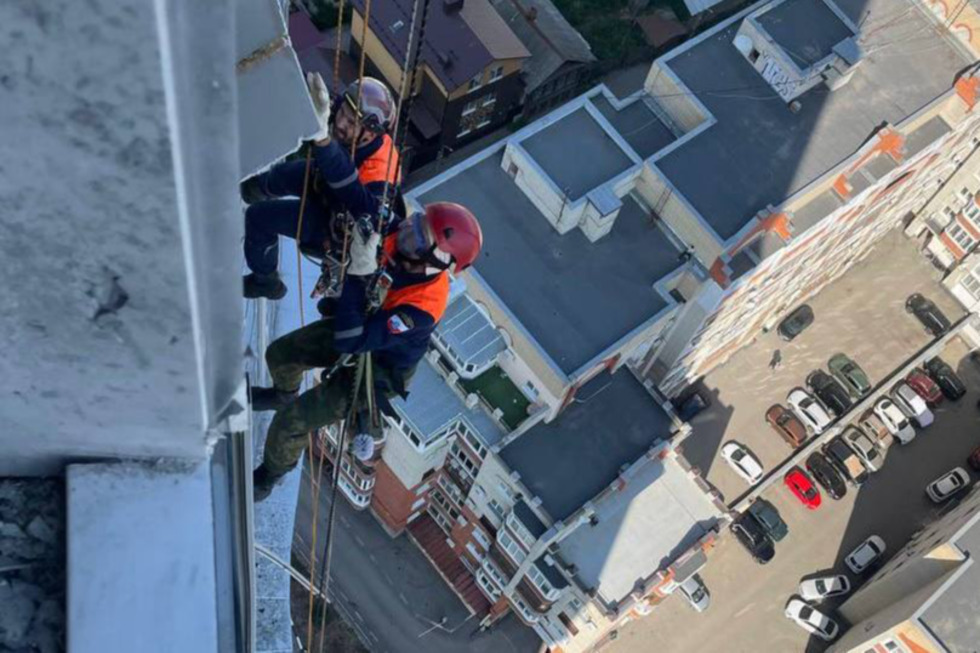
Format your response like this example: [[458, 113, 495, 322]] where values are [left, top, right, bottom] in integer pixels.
[[459, 366, 531, 431]]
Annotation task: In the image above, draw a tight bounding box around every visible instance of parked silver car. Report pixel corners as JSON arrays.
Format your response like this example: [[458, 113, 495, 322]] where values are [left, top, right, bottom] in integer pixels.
[[678, 574, 711, 613], [926, 468, 971, 504], [799, 575, 851, 602]]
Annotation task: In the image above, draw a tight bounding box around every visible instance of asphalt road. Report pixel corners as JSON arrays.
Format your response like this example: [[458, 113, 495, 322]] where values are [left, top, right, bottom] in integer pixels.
[[293, 462, 542, 653]]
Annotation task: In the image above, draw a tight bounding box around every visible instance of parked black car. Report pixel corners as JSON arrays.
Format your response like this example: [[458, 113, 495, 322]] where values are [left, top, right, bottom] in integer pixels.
[[924, 357, 966, 400], [747, 498, 789, 542], [675, 388, 710, 421], [806, 370, 853, 416], [777, 305, 814, 342], [730, 512, 775, 564], [905, 293, 951, 337], [805, 452, 847, 500], [824, 437, 869, 486]]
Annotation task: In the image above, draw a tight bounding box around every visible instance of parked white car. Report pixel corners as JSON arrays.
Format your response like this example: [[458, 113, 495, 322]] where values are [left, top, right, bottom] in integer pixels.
[[721, 442, 765, 485], [891, 382, 934, 427], [784, 599, 839, 641], [678, 574, 711, 613], [873, 398, 916, 445], [799, 575, 851, 602], [843, 426, 882, 473], [845, 535, 886, 574], [926, 468, 971, 504], [788, 389, 833, 434]]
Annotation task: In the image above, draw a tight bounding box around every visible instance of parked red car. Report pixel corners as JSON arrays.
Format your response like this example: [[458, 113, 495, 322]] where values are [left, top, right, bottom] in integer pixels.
[[906, 369, 943, 406], [969, 445, 980, 472], [784, 466, 822, 510]]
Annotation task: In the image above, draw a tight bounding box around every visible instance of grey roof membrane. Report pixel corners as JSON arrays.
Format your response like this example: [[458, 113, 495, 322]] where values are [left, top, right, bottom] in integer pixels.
[[756, 0, 853, 68], [419, 157, 680, 374], [521, 108, 634, 200], [905, 115, 953, 158], [558, 455, 720, 604], [791, 187, 845, 232], [500, 371, 674, 521], [391, 359, 505, 446], [435, 293, 507, 370], [920, 516, 980, 651], [592, 95, 677, 159], [656, 0, 969, 240]]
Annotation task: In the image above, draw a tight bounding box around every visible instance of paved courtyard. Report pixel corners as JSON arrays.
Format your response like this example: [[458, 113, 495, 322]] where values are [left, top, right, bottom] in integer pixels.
[[608, 230, 980, 653]]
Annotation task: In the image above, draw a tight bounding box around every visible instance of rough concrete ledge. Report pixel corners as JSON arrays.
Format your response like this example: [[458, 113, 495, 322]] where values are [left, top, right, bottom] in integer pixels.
[[66, 461, 218, 653]]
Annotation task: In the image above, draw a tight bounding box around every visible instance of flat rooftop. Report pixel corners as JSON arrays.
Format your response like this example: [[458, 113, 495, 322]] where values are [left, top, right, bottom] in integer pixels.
[[418, 155, 681, 375], [390, 359, 505, 447], [558, 453, 721, 605], [656, 0, 969, 240], [500, 371, 674, 521], [756, 0, 853, 67], [592, 95, 677, 159], [521, 108, 634, 200], [920, 512, 980, 651]]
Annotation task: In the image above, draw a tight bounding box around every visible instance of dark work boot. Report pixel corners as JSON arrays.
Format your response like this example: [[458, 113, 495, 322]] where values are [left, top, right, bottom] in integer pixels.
[[316, 297, 337, 318], [240, 175, 272, 205], [249, 385, 298, 412], [252, 463, 283, 503], [243, 272, 287, 300]]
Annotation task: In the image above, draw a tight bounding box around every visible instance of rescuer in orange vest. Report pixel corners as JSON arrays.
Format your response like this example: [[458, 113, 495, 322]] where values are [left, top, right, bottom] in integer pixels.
[[241, 74, 401, 300], [249, 202, 483, 501]]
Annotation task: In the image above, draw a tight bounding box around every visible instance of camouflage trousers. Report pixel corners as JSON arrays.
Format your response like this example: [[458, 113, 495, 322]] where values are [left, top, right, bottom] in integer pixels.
[[261, 319, 398, 477]]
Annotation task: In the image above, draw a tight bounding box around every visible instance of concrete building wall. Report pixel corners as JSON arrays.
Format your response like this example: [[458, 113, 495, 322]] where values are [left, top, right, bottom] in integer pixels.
[[657, 97, 980, 396], [636, 167, 724, 265], [380, 419, 454, 490], [643, 63, 708, 133], [497, 347, 562, 416], [469, 454, 523, 530], [502, 143, 586, 234], [0, 0, 246, 475]]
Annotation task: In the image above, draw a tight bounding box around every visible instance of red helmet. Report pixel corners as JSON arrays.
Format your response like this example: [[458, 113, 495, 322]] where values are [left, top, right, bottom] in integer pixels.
[[425, 202, 483, 271]]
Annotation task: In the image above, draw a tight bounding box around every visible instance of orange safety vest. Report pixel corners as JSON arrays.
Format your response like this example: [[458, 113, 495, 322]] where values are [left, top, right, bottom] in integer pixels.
[[380, 235, 449, 322], [358, 134, 401, 186]]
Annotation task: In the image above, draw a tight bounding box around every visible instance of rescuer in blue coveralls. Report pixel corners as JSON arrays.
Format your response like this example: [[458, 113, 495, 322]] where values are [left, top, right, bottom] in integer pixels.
[[240, 73, 402, 300]]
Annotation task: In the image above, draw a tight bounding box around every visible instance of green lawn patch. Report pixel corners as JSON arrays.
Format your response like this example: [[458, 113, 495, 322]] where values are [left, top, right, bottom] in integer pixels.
[[460, 367, 530, 430]]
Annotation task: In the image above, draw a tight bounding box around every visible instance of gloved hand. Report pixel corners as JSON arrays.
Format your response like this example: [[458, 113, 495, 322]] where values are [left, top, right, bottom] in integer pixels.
[[306, 72, 332, 142], [347, 229, 381, 277]]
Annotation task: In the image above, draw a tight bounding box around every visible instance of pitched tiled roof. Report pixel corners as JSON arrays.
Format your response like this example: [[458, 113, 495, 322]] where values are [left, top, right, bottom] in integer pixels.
[[490, 0, 595, 93], [352, 0, 528, 92]]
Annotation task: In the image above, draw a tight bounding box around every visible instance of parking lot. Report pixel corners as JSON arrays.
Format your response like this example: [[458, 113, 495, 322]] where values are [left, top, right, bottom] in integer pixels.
[[679, 229, 965, 505], [609, 230, 980, 652]]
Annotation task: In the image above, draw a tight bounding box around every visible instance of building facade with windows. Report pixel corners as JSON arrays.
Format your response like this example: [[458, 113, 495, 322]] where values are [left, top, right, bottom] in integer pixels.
[[828, 484, 980, 653], [349, 0, 530, 166]]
